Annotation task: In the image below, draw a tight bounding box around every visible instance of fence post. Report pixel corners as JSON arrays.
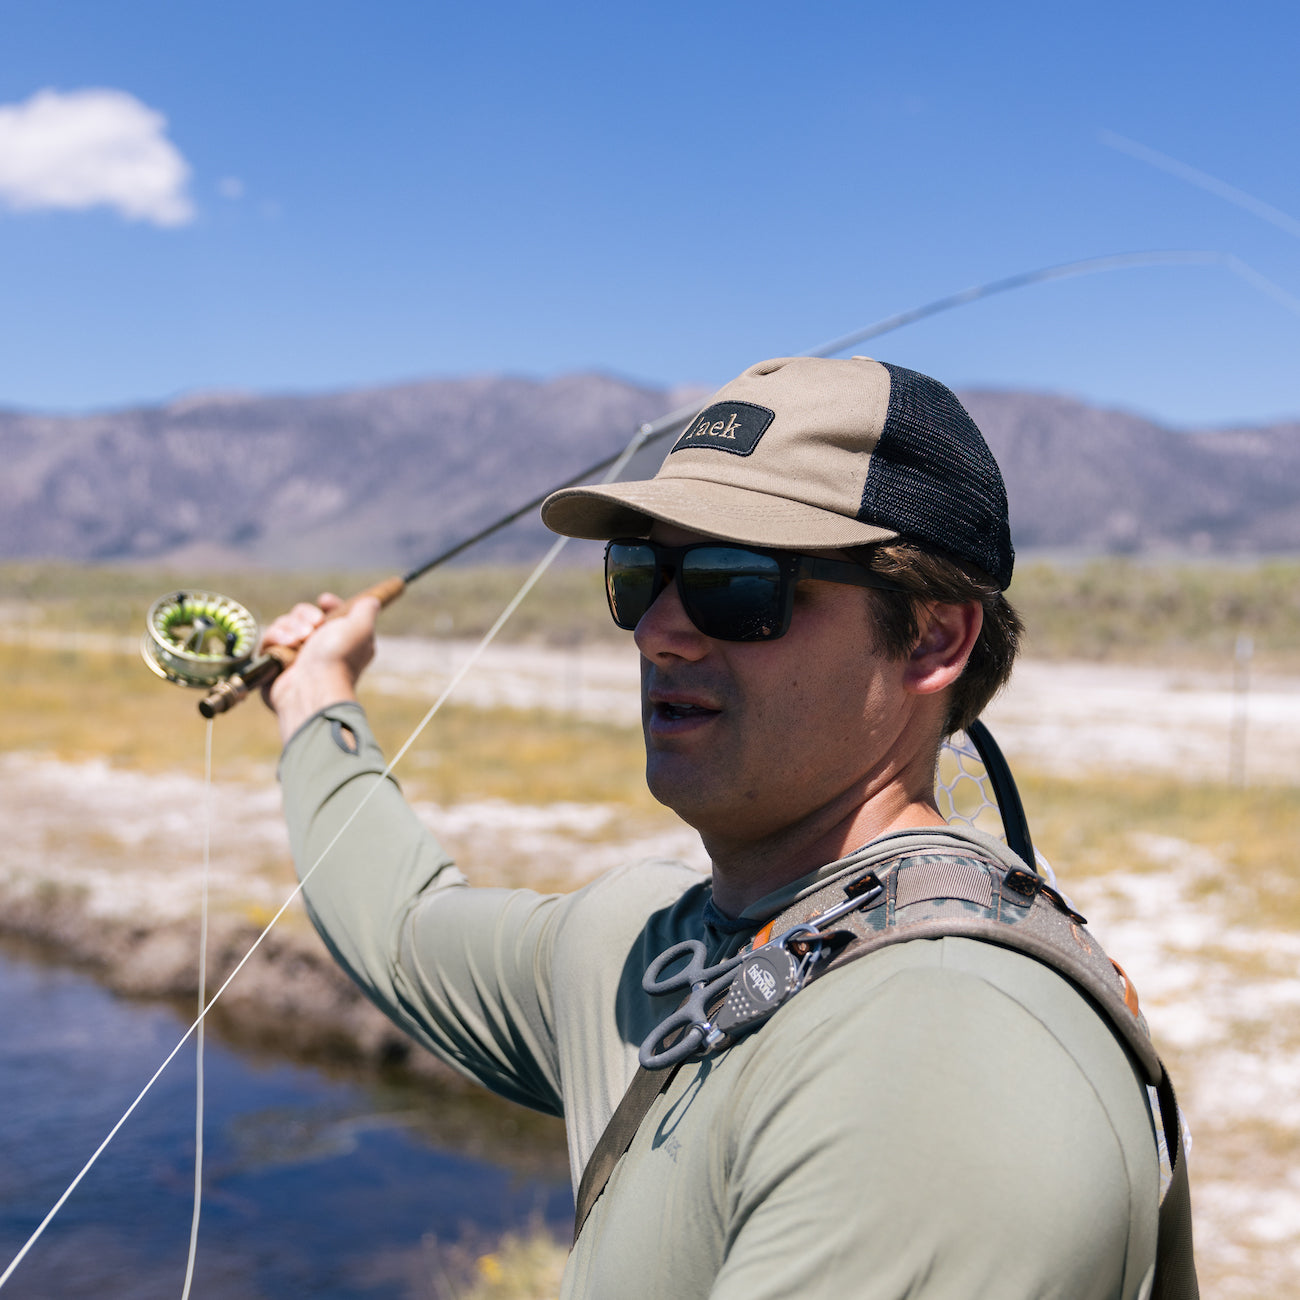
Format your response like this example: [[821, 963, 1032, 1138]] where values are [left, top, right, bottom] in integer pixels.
[[1228, 633, 1253, 787]]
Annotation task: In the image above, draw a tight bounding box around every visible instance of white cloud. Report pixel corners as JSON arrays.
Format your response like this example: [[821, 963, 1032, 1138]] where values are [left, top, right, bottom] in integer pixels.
[[0, 87, 194, 226]]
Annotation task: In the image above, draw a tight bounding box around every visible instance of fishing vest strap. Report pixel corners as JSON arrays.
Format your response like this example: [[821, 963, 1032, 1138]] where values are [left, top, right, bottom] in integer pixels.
[[573, 1058, 681, 1243], [1153, 1067, 1198, 1300], [575, 851, 1199, 1297]]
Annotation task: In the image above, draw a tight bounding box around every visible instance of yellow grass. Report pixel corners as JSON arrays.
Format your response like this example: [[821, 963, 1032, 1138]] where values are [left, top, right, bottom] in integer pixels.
[[7, 571, 1300, 1295], [0, 639, 656, 810], [463, 1225, 569, 1300], [6, 636, 1295, 898], [1020, 769, 1300, 928], [424, 1218, 569, 1300], [5, 554, 1300, 668], [1009, 556, 1300, 670], [0, 559, 618, 644]]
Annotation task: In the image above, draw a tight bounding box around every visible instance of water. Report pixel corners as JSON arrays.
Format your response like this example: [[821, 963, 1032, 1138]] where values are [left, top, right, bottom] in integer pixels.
[[0, 946, 572, 1298]]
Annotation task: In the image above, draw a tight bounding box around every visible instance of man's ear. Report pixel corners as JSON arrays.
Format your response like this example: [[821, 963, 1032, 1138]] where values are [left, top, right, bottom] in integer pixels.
[[903, 600, 983, 697]]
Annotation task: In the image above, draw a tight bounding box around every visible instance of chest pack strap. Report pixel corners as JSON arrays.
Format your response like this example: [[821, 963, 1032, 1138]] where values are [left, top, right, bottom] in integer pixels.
[[575, 852, 1199, 1298], [1153, 1069, 1198, 1300], [574, 1058, 681, 1243]]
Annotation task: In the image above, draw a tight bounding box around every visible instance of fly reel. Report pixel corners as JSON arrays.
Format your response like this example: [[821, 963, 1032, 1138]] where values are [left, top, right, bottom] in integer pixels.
[[142, 575, 405, 718], [141, 591, 260, 690]]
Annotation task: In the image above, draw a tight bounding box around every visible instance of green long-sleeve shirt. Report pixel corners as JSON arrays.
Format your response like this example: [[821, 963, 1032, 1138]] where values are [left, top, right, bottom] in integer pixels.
[[281, 703, 1159, 1299]]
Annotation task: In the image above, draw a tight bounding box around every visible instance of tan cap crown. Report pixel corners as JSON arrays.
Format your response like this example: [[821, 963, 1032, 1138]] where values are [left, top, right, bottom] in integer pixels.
[[541, 355, 1014, 588]]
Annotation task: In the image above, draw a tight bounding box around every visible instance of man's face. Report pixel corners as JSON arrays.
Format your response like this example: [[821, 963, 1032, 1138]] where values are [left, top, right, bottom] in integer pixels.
[[633, 525, 934, 849]]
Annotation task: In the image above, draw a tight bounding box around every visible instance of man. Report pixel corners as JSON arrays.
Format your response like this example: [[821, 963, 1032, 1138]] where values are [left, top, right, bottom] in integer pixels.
[[265, 357, 1164, 1298]]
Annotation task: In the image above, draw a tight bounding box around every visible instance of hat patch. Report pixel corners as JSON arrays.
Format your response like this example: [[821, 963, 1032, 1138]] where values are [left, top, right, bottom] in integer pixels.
[[671, 401, 775, 458]]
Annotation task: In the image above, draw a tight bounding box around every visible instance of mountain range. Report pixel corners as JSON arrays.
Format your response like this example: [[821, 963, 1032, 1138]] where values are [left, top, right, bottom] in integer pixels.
[[2, 373, 1296, 569]]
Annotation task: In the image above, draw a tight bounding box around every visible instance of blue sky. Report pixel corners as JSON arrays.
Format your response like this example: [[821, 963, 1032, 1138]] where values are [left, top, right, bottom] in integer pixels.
[[1, 0, 1297, 425]]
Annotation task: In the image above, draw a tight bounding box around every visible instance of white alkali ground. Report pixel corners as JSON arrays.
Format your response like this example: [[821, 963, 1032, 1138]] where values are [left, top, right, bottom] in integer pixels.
[[985, 661, 1300, 787], [4, 635, 1299, 1290], [0, 753, 289, 924], [408, 797, 708, 887], [0, 752, 706, 928], [370, 637, 1300, 786], [1073, 836, 1300, 1295]]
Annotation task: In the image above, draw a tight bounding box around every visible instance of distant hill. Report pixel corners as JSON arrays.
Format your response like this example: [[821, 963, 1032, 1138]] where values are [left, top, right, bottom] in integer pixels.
[[0, 374, 705, 571], [962, 391, 1300, 556], [1, 374, 1296, 568]]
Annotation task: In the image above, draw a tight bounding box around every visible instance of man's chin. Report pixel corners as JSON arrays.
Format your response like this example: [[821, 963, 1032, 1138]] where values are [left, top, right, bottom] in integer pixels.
[[645, 758, 752, 840], [644, 756, 712, 822]]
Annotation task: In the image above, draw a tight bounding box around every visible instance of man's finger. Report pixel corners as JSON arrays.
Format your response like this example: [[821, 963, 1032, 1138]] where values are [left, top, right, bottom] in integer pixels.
[[341, 594, 381, 629], [261, 601, 328, 649]]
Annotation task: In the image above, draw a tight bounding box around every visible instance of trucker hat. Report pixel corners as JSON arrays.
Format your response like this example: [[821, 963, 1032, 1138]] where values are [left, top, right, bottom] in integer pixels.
[[540, 355, 1015, 590]]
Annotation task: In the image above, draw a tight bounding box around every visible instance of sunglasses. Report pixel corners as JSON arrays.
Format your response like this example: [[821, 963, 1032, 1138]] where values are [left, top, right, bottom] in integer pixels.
[[604, 538, 905, 642]]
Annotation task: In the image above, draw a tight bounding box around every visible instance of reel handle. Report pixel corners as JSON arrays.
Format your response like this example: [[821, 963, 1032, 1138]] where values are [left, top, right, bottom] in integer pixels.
[[198, 575, 407, 718]]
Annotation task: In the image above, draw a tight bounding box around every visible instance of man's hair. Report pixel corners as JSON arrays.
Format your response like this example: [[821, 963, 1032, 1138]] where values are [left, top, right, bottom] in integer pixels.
[[850, 541, 1023, 736]]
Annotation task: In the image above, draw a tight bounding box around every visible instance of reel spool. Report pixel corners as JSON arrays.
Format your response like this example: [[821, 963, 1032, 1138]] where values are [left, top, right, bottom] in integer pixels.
[[141, 591, 259, 690]]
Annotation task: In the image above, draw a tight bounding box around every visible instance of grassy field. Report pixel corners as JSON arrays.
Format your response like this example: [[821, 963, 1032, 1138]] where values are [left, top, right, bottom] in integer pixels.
[[1021, 768, 1300, 930], [4, 554, 1300, 668], [1009, 556, 1300, 669], [0, 636, 657, 809], [7, 625, 1296, 899], [4, 558, 1299, 1296], [0, 558, 619, 645]]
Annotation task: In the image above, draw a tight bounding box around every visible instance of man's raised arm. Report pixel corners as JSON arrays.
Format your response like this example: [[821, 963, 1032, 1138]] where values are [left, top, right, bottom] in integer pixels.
[[263, 595, 567, 1114]]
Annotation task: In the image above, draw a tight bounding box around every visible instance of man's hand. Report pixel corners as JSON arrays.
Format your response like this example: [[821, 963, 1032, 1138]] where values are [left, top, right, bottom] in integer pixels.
[[261, 592, 381, 745]]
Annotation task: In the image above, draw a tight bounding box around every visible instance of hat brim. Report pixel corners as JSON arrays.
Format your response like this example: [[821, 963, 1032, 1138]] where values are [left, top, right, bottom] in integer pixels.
[[541, 478, 899, 550]]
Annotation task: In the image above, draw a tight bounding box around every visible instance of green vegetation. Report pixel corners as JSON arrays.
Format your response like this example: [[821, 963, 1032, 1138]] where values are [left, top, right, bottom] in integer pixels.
[[5, 636, 1296, 929], [7, 558, 1298, 1296], [463, 1225, 570, 1299], [0, 638, 656, 809], [4, 554, 1300, 667], [1008, 556, 1300, 669], [0, 558, 617, 645], [425, 1219, 570, 1300], [1020, 768, 1300, 931]]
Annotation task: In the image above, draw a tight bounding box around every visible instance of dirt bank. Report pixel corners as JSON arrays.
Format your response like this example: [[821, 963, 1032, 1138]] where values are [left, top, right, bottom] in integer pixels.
[[0, 751, 704, 1079]]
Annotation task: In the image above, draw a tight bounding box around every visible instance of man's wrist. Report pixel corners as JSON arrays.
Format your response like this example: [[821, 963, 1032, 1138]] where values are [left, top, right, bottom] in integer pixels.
[[272, 669, 360, 745]]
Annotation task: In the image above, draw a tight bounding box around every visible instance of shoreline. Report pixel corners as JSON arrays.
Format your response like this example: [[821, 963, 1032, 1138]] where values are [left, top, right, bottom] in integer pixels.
[[0, 883, 465, 1085], [0, 748, 702, 1088]]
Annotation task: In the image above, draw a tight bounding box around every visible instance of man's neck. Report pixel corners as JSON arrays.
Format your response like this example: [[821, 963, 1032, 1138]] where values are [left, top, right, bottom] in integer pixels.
[[703, 784, 946, 918]]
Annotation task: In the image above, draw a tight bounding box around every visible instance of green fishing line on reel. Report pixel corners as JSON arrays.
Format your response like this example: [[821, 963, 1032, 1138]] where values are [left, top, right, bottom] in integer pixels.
[[141, 591, 260, 689]]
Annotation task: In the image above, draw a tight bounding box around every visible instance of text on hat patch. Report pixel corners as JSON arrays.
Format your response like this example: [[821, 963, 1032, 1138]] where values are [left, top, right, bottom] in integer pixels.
[[671, 402, 776, 458]]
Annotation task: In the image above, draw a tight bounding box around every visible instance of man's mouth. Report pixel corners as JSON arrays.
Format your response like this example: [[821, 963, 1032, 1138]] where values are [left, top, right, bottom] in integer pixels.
[[646, 688, 724, 734], [644, 672, 726, 735], [655, 701, 719, 722]]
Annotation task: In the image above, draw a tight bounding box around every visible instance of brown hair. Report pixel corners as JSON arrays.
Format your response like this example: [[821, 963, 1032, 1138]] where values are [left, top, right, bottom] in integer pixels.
[[850, 541, 1023, 735]]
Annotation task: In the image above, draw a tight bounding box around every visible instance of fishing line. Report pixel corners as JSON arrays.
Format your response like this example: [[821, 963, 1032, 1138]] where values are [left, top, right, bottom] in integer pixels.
[[0, 423, 656, 1292], [4, 245, 1288, 1289], [402, 250, 1255, 572], [804, 250, 1225, 358], [180, 720, 213, 1300], [1101, 130, 1300, 242], [1222, 254, 1300, 319]]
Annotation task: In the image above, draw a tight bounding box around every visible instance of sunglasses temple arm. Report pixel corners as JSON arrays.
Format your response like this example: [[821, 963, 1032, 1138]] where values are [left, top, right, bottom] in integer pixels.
[[802, 556, 908, 592]]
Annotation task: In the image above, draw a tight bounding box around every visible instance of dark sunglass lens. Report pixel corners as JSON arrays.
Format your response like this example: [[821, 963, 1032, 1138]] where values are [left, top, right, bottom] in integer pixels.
[[680, 548, 784, 640], [606, 543, 659, 629]]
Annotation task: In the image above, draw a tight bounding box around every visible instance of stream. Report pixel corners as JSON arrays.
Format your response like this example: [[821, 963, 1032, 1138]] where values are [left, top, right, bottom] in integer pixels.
[[0, 944, 572, 1298]]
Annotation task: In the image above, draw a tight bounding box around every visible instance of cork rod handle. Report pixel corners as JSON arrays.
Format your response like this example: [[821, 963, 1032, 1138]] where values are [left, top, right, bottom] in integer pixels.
[[198, 575, 407, 718]]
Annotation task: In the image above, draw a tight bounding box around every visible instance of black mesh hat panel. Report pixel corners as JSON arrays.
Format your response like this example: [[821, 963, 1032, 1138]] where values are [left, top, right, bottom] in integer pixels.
[[858, 363, 1014, 588]]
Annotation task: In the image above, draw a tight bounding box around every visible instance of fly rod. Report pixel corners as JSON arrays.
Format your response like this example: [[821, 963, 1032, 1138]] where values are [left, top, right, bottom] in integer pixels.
[[138, 248, 1230, 719]]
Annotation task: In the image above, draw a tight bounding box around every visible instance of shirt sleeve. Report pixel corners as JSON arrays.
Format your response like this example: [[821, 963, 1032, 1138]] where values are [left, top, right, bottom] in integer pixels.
[[709, 942, 1159, 1300], [278, 702, 565, 1114]]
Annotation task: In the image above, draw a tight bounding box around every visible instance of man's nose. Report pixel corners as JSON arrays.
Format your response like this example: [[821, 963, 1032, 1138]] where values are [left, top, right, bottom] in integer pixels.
[[633, 576, 709, 662]]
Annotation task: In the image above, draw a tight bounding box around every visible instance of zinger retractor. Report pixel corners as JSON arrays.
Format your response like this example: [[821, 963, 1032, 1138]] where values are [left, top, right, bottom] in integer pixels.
[[142, 591, 260, 690]]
